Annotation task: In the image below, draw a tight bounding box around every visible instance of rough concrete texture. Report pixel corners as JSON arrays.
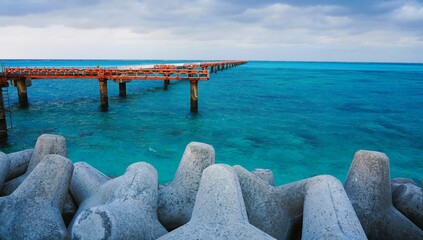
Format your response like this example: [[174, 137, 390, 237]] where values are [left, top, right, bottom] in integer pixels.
[[392, 178, 418, 186], [391, 180, 423, 230], [158, 142, 215, 230], [0, 152, 11, 192], [158, 164, 275, 240], [252, 168, 275, 186], [70, 162, 167, 240], [0, 154, 73, 239], [5, 149, 33, 182], [302, 175, 367, 239], [344, 150, 423, 239], [70, 162, 111, 205], [2, 134, 67, 195], [235, 165, 307, 239], [234, 165, 366, 239]]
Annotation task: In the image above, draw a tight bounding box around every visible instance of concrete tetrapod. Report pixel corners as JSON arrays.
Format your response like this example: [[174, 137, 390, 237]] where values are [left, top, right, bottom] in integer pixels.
[[0, 154, 73, 239], [0, 152, 11, 191], [391, 180, 423, 229], [302, 175, 367, 239], [158, 164, 275, 240], [69, 161, 111, 206], [2, 134, 67, 195], [158, 142, 215, 230], [234, 165, 366, 240], [252, 168, 275, 186], [70, 162, 167, 240], [344, 150, 423, 239], [5, 149, 33, 182]]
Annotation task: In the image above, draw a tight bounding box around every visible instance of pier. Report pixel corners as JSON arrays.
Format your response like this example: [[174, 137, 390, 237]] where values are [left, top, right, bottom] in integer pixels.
[[0, 60, 247, 143]]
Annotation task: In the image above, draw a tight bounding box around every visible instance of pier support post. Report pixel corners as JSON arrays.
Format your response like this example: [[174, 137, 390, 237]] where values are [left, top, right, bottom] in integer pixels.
[[16, 78, 28, 108], [190, 80, 198, 113], [119, 82, 126, 97], [0, 88, 7, 144], [99, 78, 108, 111], [164, 80, 170, 90]]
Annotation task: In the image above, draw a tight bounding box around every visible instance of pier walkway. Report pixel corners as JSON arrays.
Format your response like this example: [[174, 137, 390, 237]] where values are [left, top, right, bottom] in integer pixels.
[[0, 60, 247, 143]]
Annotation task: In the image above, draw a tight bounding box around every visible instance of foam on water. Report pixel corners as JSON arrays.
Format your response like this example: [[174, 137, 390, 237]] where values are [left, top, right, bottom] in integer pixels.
[[1, 60, 422, 184]]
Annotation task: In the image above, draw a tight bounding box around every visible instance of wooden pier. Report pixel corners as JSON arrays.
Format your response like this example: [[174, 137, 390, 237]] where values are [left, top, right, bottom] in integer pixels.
[[0, 60, 247, 143]]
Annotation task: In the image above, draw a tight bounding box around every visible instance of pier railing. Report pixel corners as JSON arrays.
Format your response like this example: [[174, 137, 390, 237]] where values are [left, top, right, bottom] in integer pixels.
[[0, 60, 248, 143]]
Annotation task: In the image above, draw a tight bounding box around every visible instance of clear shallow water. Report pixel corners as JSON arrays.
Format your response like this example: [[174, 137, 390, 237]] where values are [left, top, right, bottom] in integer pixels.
[[1, 60, 422, 185]]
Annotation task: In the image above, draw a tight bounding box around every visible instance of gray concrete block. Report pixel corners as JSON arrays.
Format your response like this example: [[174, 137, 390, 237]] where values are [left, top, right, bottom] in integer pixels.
[[0, 154, 73, 239], [344, 150, 423, 239], [235, 166, 366, 239], [158, 142, 215, 230], [2, 134, 67, 195], [391, 180, 423, 229], [252, 168, 275, 186], [235, 165, 304, 239], [5, 149, 33, 181], [70, 162, 167, 239], [0, 152, 10, 192], [70, 162, 111, 205], [158, 164, 275, 240], [302, 175, 367, 239], [392, 178, 418, 186]]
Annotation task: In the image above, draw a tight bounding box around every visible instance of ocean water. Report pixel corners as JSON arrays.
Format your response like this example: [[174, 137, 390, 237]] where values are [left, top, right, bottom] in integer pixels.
[[1, 60, 422, 185]]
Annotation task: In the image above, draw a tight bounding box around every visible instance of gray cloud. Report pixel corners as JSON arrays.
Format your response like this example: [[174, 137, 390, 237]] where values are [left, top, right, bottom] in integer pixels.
[[0, 0, 422, 61]]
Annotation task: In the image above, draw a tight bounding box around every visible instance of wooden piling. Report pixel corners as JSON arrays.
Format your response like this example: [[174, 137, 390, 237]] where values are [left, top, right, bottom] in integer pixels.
[[190, 80, 198, 113], [119, 82, 126, 97], [17, 78, 28, 108], [99, 78, 108, 111], [0, 88, 7, 144]]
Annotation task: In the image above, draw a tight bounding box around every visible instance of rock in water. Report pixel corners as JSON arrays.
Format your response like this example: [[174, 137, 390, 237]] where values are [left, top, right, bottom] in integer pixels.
[[0, 154, 73, 239], [344, 150, 423, 239], [2, 134, 67, 195], [158, 164, 275, 240], [70, 162, 167, 240], [158, 142, 215, 230]]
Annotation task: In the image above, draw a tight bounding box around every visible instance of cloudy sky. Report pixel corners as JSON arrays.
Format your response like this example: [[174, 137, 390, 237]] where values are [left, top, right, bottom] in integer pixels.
[[0, 0, 422, 62]]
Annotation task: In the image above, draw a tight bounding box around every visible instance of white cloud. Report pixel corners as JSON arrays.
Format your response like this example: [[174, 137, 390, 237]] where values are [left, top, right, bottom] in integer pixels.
[[392, 3, 423, 21]]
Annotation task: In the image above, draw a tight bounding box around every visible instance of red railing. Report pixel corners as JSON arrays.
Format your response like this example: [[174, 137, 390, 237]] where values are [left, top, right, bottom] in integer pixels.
[[2, 60, 247, 83]]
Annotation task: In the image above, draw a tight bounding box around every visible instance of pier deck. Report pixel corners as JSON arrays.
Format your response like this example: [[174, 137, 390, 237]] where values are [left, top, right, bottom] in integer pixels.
[[0, 60, 247, 143]]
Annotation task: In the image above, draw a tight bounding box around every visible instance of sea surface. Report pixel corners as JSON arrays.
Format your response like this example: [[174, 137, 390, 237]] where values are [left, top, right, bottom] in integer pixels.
[[1, 60, 422, 185]]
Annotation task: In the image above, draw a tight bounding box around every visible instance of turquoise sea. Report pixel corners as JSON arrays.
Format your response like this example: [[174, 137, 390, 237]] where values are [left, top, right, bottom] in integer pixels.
[[0, 60, 422, 185]]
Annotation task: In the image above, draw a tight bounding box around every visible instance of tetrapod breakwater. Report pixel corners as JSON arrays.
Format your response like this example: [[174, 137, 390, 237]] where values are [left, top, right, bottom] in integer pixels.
[[0, 134, 422, 239]]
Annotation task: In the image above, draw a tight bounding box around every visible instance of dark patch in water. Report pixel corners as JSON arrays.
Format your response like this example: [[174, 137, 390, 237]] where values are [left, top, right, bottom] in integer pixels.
[[377, 120, 409, 136], [295, 132, 321, 148], [168, 129, 183, 136], [41, 127, 57, 133], [244, 135, 276, 148], [370, 90, 390, 95], [257, 94, 294, 101], [79, 132, 94, 138], [337, 103, 397, 114], [356, 126, 376, 135]]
